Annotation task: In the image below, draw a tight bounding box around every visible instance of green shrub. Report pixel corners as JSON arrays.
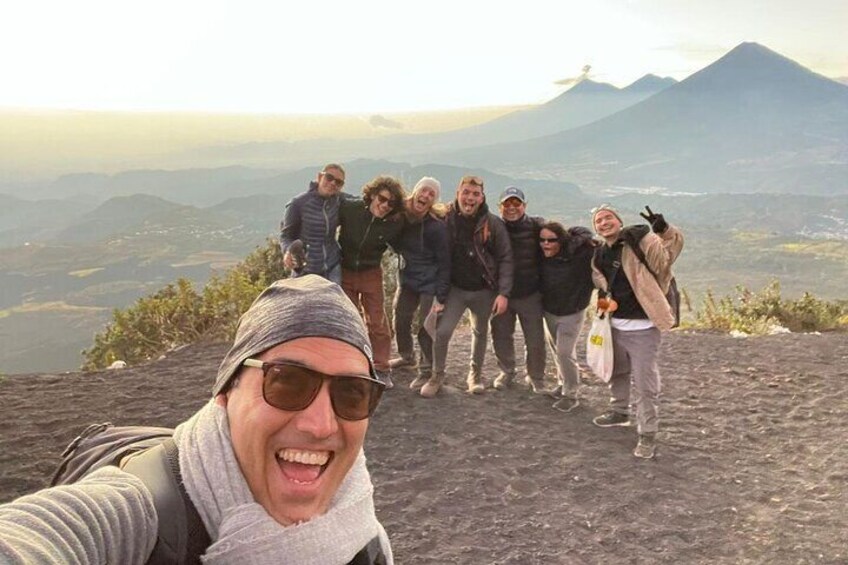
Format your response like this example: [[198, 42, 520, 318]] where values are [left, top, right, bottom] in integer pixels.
[[82, 238, 287, 370], [694, 280, 847, 334], [82, 278, 206, 370]]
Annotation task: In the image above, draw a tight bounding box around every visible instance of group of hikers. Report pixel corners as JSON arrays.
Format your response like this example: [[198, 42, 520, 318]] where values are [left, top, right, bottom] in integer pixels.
[[0, 162, 682, 564], [281, 163, 683, 460]]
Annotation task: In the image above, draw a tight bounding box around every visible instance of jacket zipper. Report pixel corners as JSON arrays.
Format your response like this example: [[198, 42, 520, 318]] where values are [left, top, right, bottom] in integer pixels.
[[356, 213, 376, 270], [322, 199, 330, 274]]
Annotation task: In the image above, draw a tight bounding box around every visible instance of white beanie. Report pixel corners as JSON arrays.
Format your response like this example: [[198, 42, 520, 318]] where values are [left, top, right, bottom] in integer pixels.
[[412, 177, 441, 201], [591, 204, 624, 231]]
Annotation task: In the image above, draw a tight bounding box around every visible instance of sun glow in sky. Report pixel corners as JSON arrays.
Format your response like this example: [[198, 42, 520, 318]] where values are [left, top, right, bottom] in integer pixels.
[[3, 0, 846, 114]]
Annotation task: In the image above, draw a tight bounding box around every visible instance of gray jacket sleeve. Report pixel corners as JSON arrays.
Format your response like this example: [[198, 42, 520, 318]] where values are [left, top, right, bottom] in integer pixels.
[[489, 216, 514, 297], [432, 221, 452, 304], [0, 467, 157, 565]]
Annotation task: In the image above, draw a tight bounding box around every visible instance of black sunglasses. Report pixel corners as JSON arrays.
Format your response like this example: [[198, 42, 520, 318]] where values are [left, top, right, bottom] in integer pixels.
[[321, 171, 345, 187], [242, 358, 384, 421], [539, 237, 559, 243], [375, 193, 398, 209]]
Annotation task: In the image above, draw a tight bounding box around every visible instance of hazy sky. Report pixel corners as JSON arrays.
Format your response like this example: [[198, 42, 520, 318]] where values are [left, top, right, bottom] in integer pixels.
[[3, 0, 846, 114]]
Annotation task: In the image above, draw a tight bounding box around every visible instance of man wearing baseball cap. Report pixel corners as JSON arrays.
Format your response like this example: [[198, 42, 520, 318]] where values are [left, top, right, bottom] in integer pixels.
[[490, 186, 548, 393]]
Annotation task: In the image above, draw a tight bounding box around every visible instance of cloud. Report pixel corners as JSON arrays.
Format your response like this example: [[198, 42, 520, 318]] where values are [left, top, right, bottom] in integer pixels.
[[554, 64, 592, 87], [368, 114, 404, 130]]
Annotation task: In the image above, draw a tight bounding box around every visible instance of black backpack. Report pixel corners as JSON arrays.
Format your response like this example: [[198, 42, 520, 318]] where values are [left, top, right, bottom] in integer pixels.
[[619, 226, 681, 328], [52, 423, 389, 565], [51, 423, 210, 565]]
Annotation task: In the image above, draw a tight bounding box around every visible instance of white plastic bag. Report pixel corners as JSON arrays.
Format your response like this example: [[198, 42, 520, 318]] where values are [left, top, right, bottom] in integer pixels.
[[423, 308, 439, 340], [586, 313, 614, 383]]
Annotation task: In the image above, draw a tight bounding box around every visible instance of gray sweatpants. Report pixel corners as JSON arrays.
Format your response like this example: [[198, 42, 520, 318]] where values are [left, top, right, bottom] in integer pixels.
[[543, 309, 585, 398], [608, 326, 662, 434], [491, 292, 546, 381], [393, 285, 435, 374], [433, 286, 496, 377]]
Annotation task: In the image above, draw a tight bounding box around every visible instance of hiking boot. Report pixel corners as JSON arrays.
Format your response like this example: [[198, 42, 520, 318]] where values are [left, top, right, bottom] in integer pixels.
[[492, 372, 514, 390], [634, 433, 657, 459], [409, 373, 429, 390], [592, 410, 630, 427], [420, 373, 445, 398], [467, 372, 485, 394], [552, 397, 580, 413], [524, 376, 547, 395], [376, 370, 394, 390], [389, 356, 415, 370]]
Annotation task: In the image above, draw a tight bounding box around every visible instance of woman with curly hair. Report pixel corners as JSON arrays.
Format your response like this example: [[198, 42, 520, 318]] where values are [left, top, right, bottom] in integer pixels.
[[338, 175, 407, 385]]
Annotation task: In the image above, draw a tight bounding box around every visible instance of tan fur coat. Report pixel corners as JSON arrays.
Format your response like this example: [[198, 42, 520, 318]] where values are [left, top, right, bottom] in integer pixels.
[[591, 224, 684, 331]]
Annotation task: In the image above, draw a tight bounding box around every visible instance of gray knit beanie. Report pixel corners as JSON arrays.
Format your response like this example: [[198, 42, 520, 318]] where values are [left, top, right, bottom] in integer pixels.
[[213, 275, 376, 396]]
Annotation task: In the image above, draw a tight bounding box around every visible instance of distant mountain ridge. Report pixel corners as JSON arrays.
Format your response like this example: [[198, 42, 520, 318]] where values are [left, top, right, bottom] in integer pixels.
[[436, 75, 677, 146], [0, 160, 584, 249], [623, 74, 678, 93], [438, 42, 848, 195], [185, 75, 676, 168], [55, 194, 193, 243]]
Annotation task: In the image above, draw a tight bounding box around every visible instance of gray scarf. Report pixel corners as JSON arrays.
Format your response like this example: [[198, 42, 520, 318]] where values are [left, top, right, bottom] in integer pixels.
[[172, 401, 391, 564]]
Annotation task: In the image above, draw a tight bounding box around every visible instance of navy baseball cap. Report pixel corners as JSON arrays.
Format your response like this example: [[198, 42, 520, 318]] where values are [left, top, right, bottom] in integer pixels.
[[499, 186, 526, 204]]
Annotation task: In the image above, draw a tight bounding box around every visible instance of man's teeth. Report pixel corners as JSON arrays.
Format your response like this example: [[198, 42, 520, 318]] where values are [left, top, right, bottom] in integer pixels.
[[277, 448, 330, 466]]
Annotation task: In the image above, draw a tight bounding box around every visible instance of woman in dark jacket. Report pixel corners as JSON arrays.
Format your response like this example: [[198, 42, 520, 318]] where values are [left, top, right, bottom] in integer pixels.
[[390, 177, 450, 389], [539, 221, 598, 412]]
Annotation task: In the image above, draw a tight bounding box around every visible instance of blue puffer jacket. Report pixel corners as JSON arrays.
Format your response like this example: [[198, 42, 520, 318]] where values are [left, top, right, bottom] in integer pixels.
[[279, 181, 342, 276], [397, 213, 451, 303]]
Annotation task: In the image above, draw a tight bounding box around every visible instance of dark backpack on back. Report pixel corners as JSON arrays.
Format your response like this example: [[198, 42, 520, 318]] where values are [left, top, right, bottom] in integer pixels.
[[51, 423, 211, 565], [52, 424, 389, 565], [620, 226, 681, 328]]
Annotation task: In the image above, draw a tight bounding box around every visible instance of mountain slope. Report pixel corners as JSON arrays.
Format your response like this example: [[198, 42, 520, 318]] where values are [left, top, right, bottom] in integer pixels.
[[0, 195, 96, 247], [54, 194, 188, 243], [187, 77, 675, 168], [422, 76, 674, 147], [442, 42, 848, 195]]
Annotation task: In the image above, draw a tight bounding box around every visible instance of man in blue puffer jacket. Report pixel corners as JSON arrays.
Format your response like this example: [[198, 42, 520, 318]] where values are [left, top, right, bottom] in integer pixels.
[[280, 163, 347, 284]]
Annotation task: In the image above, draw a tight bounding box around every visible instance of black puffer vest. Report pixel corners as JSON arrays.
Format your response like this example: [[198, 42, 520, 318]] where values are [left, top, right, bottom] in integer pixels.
[[504, 215, 544, 299]]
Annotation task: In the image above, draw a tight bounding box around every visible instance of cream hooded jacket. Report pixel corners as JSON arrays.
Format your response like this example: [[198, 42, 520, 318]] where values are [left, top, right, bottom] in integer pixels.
[[591, 224, 684, 331]]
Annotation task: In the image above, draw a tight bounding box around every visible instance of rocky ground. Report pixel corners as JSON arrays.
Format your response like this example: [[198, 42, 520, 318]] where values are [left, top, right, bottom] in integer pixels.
[[1, 329, 846, 564]]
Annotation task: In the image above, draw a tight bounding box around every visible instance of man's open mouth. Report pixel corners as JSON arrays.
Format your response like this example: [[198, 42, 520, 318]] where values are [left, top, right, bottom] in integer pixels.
[[276, 448, 333, 484]]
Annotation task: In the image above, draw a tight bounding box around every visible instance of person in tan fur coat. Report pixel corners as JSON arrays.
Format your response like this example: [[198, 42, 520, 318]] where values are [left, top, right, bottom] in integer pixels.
[[589, 204, 684, 459]]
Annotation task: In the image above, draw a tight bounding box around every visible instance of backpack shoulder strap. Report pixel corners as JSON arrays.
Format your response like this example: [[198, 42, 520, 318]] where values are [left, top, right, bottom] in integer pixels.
[[122, 438, 211, 565], [621, 225, 658, 278], [347, 535, 388, 565], [593, 244, 622, 294], [480, 216, 490, 244]]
